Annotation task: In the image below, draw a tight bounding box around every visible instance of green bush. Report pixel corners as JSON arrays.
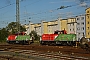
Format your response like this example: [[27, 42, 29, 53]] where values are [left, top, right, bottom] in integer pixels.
[[29, 30, 40, 41], [0, 28, 9, 42]]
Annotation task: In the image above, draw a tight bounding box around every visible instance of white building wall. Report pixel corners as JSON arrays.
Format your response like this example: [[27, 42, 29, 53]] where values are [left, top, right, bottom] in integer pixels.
[[57, 18, 61, 30], [67, 19, 77, 34], [76, 15, 86, 41], [48, 25, 58, 34], [41, 21, 44, 35], [26, 22, 31, 35], [35, 26, 41, 36]]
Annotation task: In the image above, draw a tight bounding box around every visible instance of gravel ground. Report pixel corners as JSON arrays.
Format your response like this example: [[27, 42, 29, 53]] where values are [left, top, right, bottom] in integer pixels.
[[0, 43, 90, 60]]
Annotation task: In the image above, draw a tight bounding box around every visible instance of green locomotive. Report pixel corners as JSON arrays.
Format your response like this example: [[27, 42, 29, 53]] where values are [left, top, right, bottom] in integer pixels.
[[40, 30, 78, 46], [7, 32, 34, 44], [55, 34, 77, 45]]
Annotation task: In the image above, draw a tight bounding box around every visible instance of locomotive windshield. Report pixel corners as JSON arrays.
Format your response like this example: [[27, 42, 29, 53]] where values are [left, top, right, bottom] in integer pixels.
[[54, 30, 67, 34]]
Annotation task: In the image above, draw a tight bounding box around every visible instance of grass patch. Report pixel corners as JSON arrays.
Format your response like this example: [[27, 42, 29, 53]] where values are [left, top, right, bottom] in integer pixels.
[[33, 40, 40, 44]]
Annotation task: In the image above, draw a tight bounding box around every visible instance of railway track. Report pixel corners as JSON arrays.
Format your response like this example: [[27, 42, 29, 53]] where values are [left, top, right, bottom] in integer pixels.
[[0, 49, 90, 60], [0, 44, 90, 60]]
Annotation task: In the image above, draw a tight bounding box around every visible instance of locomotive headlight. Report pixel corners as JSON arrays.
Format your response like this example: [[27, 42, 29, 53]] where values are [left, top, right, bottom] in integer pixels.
[[6, 38, 7, 40], [6, 38, 8, 40], [26, 38, 28, 41], [40, 37, 42, 41], [54, 35, 58, 39], [15, 36, 17, 40], [73, 37, 75, 41]]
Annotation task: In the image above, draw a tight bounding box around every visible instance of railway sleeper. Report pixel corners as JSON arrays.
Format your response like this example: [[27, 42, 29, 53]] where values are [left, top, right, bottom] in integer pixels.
[[56, 41, 77, 46], [18, 40, 33, 45], [40, 41, 56, 45], [80, 43, 90, 52], [0, 56, 13, 60]]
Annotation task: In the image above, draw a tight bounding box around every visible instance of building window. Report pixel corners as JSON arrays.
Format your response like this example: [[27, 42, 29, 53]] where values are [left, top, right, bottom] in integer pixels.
[[81, 22, 84, 25], [88, 21, 89, 24], [49, 30, 50, 32], [78, 38, 80, 40], [70, 24, 71, 26], [70, 29, 71, 31], [81, 17, 84, 20], [77, 27, 80, 30], [81, 27, 84, 30], [87, 11, 89, 13], [83, 32, 84, 35], [72, 23, 74, 26], [77, 28, 78, 30], [77, 23, 80, 25], [83, 27, 84, 30], [88, 27, 89, 30], [87, 16, 89, 19], [79, 33, 80, 35], [88, 32, 89, 35], [77, 18, 79, 20]]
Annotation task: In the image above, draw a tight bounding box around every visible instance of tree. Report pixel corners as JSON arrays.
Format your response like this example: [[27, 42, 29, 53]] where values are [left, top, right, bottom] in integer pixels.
[[30, 30, 40, 40], [0, 22, 26, 42], [6, 22, 26, 34], [0, 28, 9, 42]]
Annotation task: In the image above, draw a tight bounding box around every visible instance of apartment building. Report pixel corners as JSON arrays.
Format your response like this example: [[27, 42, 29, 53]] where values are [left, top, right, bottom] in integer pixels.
[[86, 7, 90, 39], [26, 22, 41, 35], [41, 21, 48, 35], [60, 19, 68, 32], [26, 19, 68, 35], [76, 15, 86, 41], [47, 20, 58, 34], [26, 22, 35, 35], [34, 23, 41, 36], [67, 18, 77, 34], [41, 19, 68, 34]]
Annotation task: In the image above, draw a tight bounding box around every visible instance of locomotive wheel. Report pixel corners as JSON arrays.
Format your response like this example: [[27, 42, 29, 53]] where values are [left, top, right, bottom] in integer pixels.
[[80, 44, 89, 49], [28, 41, 31, 45], [40, 41, 44, 45]]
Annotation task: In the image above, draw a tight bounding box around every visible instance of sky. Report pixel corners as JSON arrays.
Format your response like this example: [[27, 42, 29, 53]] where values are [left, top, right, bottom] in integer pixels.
[[0, 0, 90, 28]]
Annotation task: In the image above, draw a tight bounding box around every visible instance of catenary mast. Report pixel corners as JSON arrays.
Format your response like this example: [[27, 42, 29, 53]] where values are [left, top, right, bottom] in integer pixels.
[[16, 0, 20, 32]]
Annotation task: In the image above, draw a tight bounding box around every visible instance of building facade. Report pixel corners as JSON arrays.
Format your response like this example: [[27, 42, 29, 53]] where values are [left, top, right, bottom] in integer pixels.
[[76, 15, 86, 41], [47, 20, 58, 34], [26, 19, 69, 35], [26, 18, 77, 36], [34, 23, 41, 36], [67, 18, 77, 34], [26, 22, 35, 35], [86, 7, 90, 39], [41, 21, 48, 35], [60, 19, 68, 32]]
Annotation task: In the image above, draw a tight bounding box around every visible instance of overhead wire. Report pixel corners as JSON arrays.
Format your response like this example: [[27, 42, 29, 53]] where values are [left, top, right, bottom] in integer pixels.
[[23, 0, 42, 7], [0, 0, 75, 21], [0, 0, 88, 19], [0, 3, 14, 10], [0, 0, 88, 28], [0, 0, 25, 10], [0, 0, 43, 28], [21, 3, 79, 19]]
